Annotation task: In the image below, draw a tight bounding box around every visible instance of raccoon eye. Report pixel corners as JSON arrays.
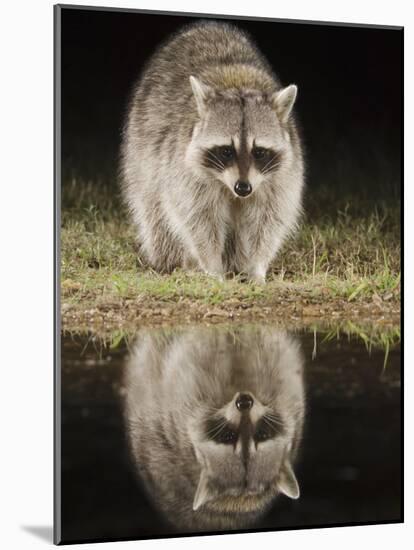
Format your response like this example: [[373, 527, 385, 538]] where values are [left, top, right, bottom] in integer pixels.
[[252, 147, 268, 160], [205, 417, 238, 444], [255, 426, 273, 442], [218, 146, 235, 160], [254, 415, 284, 443], [217, 428, 238, 445]]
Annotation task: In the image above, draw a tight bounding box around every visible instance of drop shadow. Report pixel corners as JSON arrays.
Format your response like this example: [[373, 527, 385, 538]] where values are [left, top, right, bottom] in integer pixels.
[[21, 525, 53, 543]]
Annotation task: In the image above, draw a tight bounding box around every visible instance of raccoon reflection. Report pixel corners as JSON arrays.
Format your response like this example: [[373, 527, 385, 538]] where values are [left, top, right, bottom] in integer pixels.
[[123, 327, 305, 531]]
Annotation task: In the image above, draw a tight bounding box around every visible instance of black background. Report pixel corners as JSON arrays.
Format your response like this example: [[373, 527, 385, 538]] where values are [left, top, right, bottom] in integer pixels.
[[60, 6, 403, 198]]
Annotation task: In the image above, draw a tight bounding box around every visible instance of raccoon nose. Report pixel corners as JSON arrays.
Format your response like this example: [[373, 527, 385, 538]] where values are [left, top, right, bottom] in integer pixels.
[[234, 180, 252, 197], [236, 393, 254, 411]]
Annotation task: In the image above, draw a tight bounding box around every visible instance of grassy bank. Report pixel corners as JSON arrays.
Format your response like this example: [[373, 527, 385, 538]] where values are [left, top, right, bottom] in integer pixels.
[[62, 321, 400, 372], [61, 179, 400, 332]]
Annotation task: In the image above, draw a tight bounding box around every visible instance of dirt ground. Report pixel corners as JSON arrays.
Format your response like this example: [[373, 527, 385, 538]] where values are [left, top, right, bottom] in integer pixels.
[[61, 281, 399, 337]]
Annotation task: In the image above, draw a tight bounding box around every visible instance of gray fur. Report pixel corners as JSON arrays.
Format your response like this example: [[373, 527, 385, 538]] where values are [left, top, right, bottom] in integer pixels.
[[123, 326, 305, 531], [120, 22, 304, 282]]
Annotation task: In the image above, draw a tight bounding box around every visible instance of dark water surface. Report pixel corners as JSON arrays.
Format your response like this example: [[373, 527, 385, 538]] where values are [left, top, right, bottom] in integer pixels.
[[59, 325, 401, 544]]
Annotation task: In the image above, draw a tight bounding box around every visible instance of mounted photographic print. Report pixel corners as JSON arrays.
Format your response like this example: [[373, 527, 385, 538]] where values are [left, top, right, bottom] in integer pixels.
[[54, 4, 403, 545]]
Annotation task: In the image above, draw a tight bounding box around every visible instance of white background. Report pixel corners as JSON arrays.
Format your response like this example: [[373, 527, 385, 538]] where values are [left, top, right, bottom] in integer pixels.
[[0, 0, 409, 548]]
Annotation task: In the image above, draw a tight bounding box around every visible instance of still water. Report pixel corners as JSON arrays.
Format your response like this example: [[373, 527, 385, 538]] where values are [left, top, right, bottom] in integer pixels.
[[60, 325, 401, 543]]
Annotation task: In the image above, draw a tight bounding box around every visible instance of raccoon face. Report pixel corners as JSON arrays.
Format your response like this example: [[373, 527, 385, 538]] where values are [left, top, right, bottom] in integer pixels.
[[190, 390, 300, 512], [186, 76, 298, 198]]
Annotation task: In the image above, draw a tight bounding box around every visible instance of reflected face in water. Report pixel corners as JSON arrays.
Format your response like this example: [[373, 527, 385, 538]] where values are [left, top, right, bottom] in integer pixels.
[[123, 326, 305, 531]]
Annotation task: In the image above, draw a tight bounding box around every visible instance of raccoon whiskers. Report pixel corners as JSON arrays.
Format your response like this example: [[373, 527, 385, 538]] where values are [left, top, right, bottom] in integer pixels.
[[264, 411, 283, 422], [205, 149, 225, 171], [261, 417, 277, 431], [260, 153, 278, 174], [207, 149, 225, 168], [208, 161, 225, 172], [260, 154, 277, 173], [262, 165, 279, 176], [263, 412, 284, 427], [261, 161, 280, 176], [205, 418, 228, 439]]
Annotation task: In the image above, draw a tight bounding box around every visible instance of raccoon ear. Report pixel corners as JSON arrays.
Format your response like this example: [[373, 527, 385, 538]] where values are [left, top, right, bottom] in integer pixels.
[[189, 76, 214, 117], [277, 458, 300, 500], [193, 468, 213, 511], [271, 84, 297, 124]]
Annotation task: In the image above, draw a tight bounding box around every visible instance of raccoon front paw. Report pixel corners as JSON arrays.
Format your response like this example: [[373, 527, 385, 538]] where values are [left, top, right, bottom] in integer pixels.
[[200, 258, 225, 281], [251, 274, 266, 285], [248, 267, 267, 285], [205, 270, 224, 282]]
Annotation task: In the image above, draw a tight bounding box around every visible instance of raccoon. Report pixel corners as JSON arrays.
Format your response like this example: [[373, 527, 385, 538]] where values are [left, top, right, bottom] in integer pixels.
[[123, 326, 305, 531], [120, 22, 304, 283]]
